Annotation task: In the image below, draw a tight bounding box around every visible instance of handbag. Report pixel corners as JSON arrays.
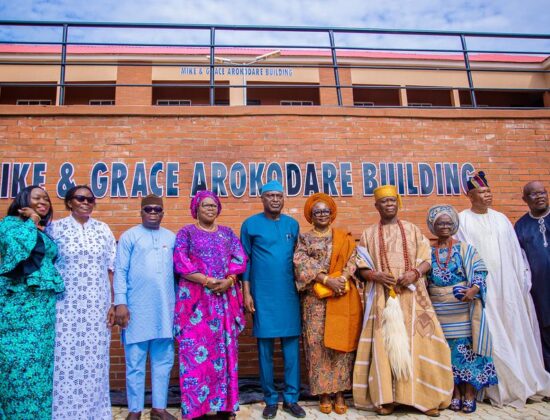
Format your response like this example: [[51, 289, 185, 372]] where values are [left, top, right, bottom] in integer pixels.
[[313, 272, 350, 299]]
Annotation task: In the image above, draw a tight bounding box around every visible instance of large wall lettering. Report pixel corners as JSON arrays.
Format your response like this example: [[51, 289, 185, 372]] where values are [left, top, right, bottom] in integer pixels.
[[0, 161, 474, 199]]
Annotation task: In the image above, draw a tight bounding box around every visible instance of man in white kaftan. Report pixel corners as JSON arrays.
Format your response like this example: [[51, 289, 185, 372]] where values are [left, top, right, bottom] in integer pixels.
[[456, 171, 550, 408]]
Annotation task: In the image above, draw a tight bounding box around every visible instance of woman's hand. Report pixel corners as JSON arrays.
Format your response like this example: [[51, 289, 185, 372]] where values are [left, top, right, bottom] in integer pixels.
[[365, 270, 396, 289], [18, 207, 41, 225], [106, 305, 116, 328], [211, 278, 233, 294], [461, 285, 479, 302], [325, 276, 347, 296]]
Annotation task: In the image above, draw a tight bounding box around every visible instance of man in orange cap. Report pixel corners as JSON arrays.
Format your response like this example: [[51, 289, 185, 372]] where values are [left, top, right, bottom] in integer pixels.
[[353, 185, 452, 417]]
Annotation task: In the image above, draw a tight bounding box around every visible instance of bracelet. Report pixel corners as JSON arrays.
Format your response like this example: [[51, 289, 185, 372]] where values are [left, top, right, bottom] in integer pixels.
[[413, 268, 422, 280], [322, 275, 329, 285], [203, 276, 210, 287]]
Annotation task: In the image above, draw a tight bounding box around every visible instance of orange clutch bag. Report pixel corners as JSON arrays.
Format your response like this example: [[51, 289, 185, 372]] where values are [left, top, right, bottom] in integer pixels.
[[313, 275, 350, 299]]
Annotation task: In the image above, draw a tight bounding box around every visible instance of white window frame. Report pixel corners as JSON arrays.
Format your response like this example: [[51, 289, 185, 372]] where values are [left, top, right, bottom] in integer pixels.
[[280, 100, 314, 106], [408, 102, 433, 107], [354, 101, 375, 107], [156, 99, 192, 106], [16, 99, 52, 105], [89, 99, 115, 105]]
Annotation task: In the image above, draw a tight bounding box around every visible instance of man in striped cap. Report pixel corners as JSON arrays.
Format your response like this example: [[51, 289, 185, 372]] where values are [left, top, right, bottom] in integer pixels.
[[457, 171, 550, 407]]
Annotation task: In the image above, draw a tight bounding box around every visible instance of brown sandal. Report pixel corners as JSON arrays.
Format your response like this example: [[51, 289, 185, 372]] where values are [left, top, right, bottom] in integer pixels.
[[375, 404, 394, 416], [424, 408, 440, 417], [333, 402, 347, 415], [319, 396, 332, 414]]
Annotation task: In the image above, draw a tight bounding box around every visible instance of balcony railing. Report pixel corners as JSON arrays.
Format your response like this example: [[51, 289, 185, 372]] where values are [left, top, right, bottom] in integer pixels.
[[0, 20, 548, 108]]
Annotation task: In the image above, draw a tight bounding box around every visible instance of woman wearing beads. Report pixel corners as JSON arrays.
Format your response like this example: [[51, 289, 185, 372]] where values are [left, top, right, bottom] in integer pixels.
[[293, 193, 362, 415], [426, 205, 497, 414], [173, 190, 247, 420]]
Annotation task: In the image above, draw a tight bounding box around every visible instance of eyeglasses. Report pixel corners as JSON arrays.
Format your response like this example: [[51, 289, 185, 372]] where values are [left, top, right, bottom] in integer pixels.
[[312, 209, 331, 217], [73, 195, 96, 204], [528, 191, 547, 199], [200, 203, 218, 210], [143, 206, 163, 214]]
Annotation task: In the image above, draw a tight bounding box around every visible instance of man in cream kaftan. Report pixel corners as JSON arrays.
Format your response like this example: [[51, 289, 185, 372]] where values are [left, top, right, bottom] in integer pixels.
[[353, 185, 453, 416]]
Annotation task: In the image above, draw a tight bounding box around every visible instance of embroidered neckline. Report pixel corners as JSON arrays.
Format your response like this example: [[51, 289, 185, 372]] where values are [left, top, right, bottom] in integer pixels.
[[528, 208, 549, 248]]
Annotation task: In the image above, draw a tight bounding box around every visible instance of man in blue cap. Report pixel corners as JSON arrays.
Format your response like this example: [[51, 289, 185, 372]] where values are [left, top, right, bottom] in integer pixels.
[[240, 180, 305, 419]]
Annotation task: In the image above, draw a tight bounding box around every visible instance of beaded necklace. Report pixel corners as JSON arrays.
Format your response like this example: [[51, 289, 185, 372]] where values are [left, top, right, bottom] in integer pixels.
[[435, 239, 454, 270], [378, 220, 411, 276]]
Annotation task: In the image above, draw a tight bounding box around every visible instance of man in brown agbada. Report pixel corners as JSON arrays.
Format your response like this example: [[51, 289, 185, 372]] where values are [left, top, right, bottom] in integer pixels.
[[353, 185, 453, 417]]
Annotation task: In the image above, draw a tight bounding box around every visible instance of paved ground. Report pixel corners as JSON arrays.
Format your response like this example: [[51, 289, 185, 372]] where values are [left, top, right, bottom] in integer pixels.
[[112, 396, 550, 419]]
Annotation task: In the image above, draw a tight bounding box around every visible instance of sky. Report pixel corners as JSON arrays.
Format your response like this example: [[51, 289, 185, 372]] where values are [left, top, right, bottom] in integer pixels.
[[0, 0, 548, 53]]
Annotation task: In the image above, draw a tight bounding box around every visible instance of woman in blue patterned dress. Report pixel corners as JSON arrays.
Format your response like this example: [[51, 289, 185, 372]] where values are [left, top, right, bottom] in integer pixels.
[[0, 185, 64, 419], [426, 205, 497, 414]]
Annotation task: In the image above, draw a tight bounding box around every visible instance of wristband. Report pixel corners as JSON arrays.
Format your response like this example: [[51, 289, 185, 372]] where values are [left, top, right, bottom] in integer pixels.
[[413, 268, 422, 280], [322, 275, 329, 285]]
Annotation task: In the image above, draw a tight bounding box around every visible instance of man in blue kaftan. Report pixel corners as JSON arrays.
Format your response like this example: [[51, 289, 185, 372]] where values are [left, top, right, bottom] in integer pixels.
[[515, 181, 550, 375], [114, 195, 176, 420], [240, 180, 305, 419]]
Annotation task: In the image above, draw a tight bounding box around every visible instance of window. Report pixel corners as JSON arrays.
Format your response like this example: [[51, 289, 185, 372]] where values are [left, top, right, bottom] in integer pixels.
[[89, 99, 115, 105], [156, 99, 192, 106], [354, 102, 375, 107], [16, 99, 52, 105], [280, 100, 313, 106], [408, 102, 433, 107]]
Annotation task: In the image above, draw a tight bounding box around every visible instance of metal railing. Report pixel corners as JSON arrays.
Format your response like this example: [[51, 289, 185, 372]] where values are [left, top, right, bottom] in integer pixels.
[[0, 21, 548, 108]]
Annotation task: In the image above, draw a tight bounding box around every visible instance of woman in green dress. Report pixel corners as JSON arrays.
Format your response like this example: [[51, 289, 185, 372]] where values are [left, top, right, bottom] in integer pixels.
[[0, 185, 64, 419]]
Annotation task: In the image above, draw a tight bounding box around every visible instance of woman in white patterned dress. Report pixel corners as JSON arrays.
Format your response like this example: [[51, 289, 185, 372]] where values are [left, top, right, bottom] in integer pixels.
[[47, 185, 116, 420]]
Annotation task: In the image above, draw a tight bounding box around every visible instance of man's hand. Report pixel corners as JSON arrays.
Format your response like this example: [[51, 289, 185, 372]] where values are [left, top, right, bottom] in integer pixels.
[[397, 270, 418, 288], [106, 305, 116, 328], [115, 304, 130, 328], [365, 270, 396, 289], [243, 290, 255, 313]]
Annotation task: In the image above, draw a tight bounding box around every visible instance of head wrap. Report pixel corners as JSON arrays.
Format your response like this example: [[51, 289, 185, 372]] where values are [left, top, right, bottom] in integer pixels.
[[141, 194, 163, 208], [260, 180, 284, 195], [466, 171, 489, 192], [426, 204, 459, 236], [373, 184, 402, 209], [190, 190, 222, 219], [303, 193, 337, 224]]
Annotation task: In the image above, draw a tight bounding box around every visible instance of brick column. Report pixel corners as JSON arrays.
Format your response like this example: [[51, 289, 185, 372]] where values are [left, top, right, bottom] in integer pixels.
[[115, 62, 152, 106], [319, 67, 353, 106]]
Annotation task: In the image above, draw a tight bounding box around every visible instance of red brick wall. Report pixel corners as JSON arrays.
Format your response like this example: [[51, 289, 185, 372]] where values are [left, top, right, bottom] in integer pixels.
[[1, 106, 549, 390]]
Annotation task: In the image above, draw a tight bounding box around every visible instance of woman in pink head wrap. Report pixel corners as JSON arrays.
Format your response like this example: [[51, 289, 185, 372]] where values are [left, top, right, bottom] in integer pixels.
[[173, 190, 247, 420]]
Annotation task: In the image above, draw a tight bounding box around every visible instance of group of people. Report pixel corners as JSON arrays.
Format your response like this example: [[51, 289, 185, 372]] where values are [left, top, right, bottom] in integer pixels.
[[1, 172, 550, 420]]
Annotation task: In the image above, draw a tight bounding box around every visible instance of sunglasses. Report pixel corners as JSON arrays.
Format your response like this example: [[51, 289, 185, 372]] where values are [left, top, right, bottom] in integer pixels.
[[73, 195, 96, 204], [143, 206, 163, 214]]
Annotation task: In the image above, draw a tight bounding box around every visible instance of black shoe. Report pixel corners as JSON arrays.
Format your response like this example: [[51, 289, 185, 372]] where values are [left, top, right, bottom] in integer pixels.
[[262, 404, 278, 419], [282, 402, 306, 418]]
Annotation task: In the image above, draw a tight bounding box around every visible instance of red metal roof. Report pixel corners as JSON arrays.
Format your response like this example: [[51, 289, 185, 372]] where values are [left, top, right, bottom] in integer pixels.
[[0, 44, 546, 63]]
